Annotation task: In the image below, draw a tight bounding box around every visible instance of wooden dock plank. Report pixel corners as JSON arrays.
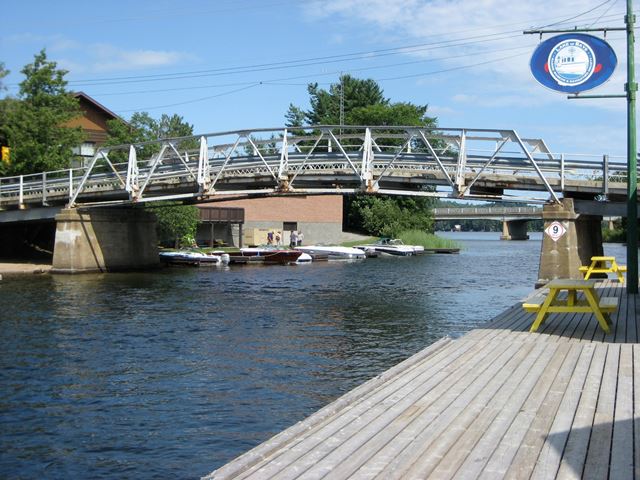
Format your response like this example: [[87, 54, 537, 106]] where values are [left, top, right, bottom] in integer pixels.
[[395, 342, 551, 480], [609, 344, 634, 478], [447, 343, 570, 479], [477, 343, 583, 479], [266, 340, 514, 480], [521, 344, 596, 480], [582, 344, 620, 480], [298, 341, 527, 480], [554, 345, 607, 480], [615, 284, 628, 344]]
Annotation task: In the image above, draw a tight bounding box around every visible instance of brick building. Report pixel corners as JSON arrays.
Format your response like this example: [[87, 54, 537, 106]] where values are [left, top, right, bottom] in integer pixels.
[[197, 195, 352, 247]]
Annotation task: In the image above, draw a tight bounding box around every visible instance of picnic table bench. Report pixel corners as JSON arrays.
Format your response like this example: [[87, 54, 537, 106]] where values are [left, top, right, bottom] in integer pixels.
[[522, 278, 618, 333], [579, 255, 627, 283]]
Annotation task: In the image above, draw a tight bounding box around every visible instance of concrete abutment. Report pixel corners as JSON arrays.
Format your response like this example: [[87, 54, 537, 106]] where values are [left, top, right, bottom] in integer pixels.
[[52, 208, 159, 273], [536, 198, 603, 287], [500, 219, 530, 240]]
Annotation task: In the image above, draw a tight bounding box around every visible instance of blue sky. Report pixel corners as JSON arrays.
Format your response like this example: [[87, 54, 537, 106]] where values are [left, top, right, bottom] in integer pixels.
[[1, 0, 635, 161]]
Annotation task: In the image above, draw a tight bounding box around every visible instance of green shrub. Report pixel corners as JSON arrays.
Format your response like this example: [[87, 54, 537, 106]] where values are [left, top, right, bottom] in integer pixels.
[[397, 229, 460, 249]]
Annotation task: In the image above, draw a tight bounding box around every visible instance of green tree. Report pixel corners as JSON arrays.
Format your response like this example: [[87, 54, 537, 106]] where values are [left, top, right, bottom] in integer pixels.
[[0, 62, 9, 91], [151, 202, 201, 248], [106, 112, 196, 161], [286, 74, 388, 126], [287, 75, 438, 236], [105, 111, 200, 247], [346, 194, 434, 237], [0, 50, 84, 175]]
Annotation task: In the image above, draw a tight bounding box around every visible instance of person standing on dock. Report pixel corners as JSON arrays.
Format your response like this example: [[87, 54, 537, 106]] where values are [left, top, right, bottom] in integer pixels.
[[267, 231, 274, 245], [290, 230, 298, 248], [297, 231, 304, 246]]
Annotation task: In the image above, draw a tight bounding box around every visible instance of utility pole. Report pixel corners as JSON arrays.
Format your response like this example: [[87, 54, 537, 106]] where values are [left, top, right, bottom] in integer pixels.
[[625, 0, 638, 294], [339, 73, 345, 137], [524, 1, 638, 293]]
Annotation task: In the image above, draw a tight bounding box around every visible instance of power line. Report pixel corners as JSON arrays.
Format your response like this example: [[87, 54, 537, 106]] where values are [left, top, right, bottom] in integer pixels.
[[115, 83, 261, 113], [62, 31, 527, 87], [91, 43, 533, 96], [535, 0, 617, 29], [116, 50, 530, 113], [589, 0, 620, 27], [54, 9, 628, 88]]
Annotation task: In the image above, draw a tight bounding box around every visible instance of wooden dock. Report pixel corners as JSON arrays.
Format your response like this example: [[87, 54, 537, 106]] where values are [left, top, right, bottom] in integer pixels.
[[203, 279, 639, 479]]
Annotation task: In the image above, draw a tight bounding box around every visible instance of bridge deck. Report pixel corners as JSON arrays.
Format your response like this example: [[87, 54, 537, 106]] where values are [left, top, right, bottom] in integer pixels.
[[204, 279, 639, 479]]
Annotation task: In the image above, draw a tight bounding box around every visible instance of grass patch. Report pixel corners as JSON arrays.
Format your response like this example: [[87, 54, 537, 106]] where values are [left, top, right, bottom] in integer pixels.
[[397, 230, 461, 249], [341, 237, 379, 247]]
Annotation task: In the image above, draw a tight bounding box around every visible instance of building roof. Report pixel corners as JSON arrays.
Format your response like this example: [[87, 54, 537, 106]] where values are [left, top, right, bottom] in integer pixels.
[[72, 91, 127, 125]]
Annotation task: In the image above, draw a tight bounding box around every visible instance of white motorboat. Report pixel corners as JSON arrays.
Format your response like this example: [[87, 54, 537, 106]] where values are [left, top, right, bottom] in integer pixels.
[[355, 238, 417, 256], [296, 245, 366, 260], [160, 250, 230, 266]]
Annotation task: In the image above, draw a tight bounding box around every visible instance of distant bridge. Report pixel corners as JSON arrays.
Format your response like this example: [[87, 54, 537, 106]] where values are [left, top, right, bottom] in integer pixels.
[[433, 206, 543, 221]]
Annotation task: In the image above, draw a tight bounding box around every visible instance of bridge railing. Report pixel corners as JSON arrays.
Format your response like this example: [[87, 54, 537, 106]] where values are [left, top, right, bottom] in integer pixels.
[[0, 126, 637, 210]]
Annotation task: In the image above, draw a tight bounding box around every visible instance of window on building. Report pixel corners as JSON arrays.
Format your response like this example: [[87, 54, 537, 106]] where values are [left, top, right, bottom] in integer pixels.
[[73, 142, 96, 157], [283, 221, 298, 231]]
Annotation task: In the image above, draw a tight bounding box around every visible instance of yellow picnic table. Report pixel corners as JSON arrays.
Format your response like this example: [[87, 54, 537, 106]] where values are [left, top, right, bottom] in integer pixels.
[[579, 255, 627, 283], [522, 278, 618, 334]]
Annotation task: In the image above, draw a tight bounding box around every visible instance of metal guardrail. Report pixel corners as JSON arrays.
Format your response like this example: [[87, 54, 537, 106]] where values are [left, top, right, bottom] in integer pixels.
[[0, 125, 635, 210]]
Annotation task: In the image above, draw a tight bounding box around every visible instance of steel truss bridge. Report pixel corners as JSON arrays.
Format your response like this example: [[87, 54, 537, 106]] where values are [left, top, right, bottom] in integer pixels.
[[0, 126, 635, 213]]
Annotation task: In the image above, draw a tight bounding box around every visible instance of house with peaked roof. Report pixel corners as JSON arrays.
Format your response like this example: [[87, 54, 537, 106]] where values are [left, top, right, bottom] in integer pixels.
[[64, 92, 125, 165]]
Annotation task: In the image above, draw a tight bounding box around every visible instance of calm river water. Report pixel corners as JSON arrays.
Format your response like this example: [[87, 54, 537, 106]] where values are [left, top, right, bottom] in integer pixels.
[[0, 232, 627, 479]]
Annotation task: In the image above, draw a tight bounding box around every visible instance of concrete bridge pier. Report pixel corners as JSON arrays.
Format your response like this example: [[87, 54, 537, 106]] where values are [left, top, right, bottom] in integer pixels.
[[500, 219, 529, 240], [52, 208, 159, 273], [536, 198, 603, 287]]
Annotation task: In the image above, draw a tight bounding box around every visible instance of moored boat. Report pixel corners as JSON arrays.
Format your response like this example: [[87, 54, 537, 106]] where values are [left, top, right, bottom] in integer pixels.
[[231, 247, 304, 265], [160, 250, 230, 266], [354, 238, 417, 256], [296, 245, 366, 260]]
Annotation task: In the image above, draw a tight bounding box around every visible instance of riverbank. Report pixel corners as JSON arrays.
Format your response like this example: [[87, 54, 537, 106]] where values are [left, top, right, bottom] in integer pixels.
[[0, 261, 52, 277]]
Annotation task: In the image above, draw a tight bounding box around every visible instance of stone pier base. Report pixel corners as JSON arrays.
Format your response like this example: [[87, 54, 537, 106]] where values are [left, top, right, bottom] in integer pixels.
[[52, 208, 159, 273], [500, 219, 529, 240], [536, 198, 603, 287]]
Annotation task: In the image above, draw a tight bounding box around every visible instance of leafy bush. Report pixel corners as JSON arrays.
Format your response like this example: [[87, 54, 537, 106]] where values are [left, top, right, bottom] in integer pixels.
[[346, 194, 434, 237], [150, 202, 200, 248]]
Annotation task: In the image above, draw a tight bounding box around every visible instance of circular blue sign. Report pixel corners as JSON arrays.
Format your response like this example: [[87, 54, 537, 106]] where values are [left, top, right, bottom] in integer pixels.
[[530, 33, 617, 93]]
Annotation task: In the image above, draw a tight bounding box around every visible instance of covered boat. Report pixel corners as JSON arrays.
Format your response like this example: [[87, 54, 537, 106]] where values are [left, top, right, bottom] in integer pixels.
[[296, 245, 366, 260], [159, 251, 230, 266]]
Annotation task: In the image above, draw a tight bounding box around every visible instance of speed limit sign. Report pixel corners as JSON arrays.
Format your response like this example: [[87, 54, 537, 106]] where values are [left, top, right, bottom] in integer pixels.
[[545, 221, 567, 241]]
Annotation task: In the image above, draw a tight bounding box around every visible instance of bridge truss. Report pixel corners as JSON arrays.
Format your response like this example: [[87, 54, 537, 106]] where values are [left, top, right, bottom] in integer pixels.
[[0, 126, 633, 210]]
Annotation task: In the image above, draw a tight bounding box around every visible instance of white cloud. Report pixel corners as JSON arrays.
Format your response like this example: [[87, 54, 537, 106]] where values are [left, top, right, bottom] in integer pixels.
[[90, 45, 198, 72], [2, 32, 197, 74], [303, 0, 632, 110], [428, 104, 458, 116]]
